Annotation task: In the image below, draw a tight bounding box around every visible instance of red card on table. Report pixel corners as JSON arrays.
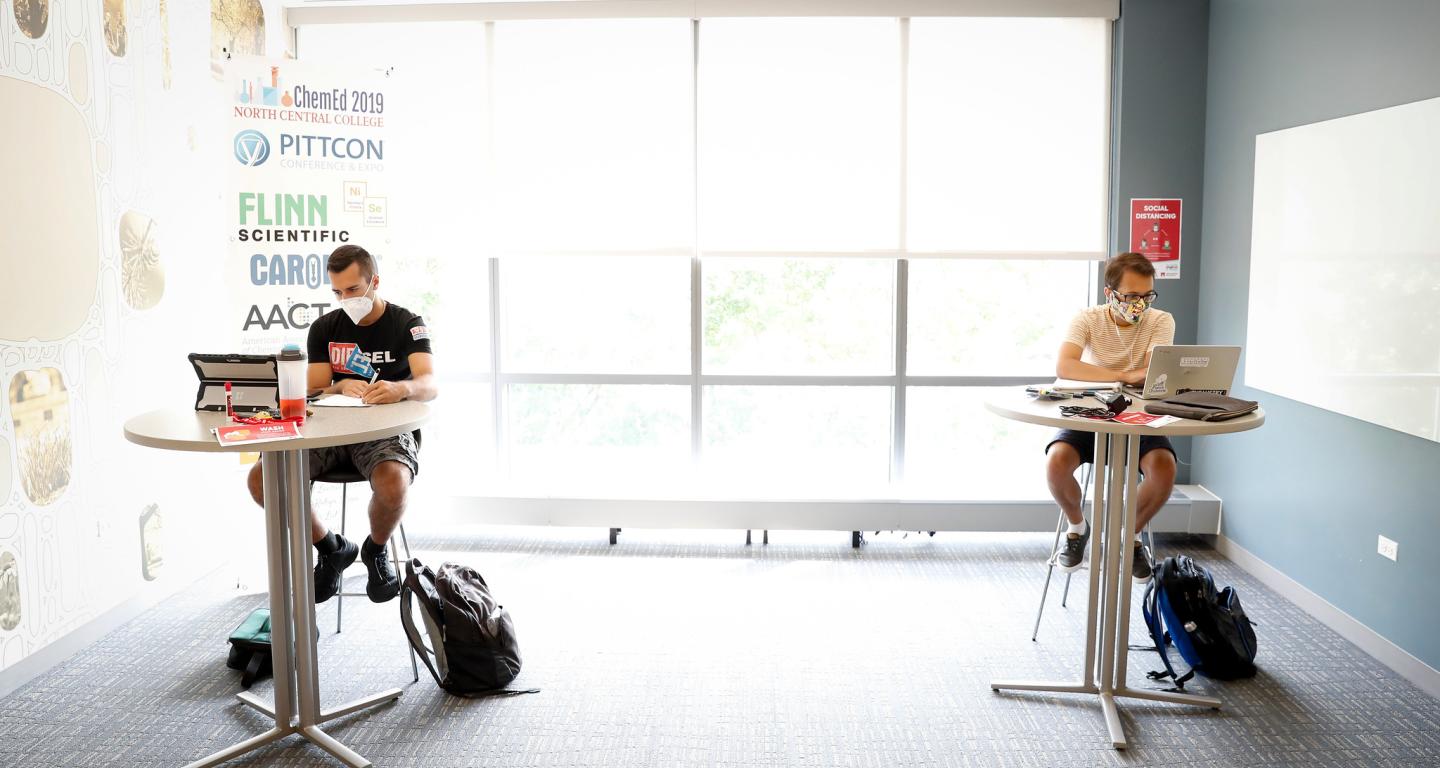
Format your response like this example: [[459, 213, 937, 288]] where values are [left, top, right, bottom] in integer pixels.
[[214, 421, 302, 447], [1112, 412, 1164, 426]]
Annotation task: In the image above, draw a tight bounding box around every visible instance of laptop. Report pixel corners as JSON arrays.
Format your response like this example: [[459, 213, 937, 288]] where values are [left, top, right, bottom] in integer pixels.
[[188, 353, 279, 413], [1123, 345, 1241, 400]]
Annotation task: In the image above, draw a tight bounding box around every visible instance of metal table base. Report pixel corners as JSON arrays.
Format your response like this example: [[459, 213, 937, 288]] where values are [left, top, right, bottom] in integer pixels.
[[990, 433, 1220, 749], [185, 450, 402, 768]]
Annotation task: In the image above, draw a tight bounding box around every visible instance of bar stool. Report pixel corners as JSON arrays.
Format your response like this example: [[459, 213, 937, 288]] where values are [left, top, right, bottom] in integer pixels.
[[314, 437, 421, 683]]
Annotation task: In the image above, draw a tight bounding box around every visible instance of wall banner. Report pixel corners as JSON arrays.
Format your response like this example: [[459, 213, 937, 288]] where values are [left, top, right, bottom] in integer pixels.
[[1129, 198, 1181, 279], [226, 55, 392, 353]]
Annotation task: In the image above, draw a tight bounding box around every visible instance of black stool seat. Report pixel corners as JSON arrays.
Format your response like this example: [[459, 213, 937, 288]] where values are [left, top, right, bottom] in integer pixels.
[[315, 463, 366, 485]]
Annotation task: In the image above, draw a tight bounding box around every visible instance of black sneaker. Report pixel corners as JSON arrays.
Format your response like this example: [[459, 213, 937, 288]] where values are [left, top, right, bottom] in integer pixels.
[[314, 534, 358, 604], [1055, 523, 1089, 573], [361, 537, 401, 603], [1131, 541, 1154, 584]]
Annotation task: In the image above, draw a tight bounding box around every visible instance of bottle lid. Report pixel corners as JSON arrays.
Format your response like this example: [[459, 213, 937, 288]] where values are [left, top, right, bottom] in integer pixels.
[[277, 343, 306, 361]]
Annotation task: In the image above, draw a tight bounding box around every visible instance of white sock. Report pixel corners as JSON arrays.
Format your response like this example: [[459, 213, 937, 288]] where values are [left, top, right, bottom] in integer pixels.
[[1067, 520, 1087, 536], [1134, 532, 1143, 544]]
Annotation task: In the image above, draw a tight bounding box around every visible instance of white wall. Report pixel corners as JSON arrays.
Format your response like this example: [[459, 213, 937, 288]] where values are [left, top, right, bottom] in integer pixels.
[[0, 0, 290, 692]]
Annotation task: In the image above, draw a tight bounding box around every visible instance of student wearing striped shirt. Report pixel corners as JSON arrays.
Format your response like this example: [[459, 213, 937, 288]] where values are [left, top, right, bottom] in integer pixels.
[[1046, 252, 1176, 584]]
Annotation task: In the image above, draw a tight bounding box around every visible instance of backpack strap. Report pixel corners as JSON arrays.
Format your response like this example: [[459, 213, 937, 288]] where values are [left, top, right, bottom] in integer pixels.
[[241, 650, 269, 689], [400, 581, 447, 689], [1142, 571, 1194, 691], [453, 688, 541, 699]]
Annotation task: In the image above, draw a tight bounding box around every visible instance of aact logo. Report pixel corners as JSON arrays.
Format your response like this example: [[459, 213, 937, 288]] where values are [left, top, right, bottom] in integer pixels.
[[233, 130, 270, 167]]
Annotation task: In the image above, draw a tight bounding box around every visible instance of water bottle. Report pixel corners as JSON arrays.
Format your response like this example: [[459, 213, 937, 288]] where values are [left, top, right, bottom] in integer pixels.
[[277, 343, 307, 423]]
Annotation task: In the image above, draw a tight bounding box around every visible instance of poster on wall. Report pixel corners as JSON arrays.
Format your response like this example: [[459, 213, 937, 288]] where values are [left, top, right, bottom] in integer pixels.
[[226, 55, 392, 354], [1129, 198, 1181, 279]]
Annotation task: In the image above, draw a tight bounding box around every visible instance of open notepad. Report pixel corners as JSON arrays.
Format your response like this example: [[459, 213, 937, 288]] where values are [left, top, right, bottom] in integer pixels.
[[312, 394, 371, 407], [1051, 378, 1121, 393]]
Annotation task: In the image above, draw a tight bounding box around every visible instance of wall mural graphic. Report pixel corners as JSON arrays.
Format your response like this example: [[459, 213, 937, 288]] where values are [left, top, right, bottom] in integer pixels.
[[160, 0, 172, 89], [211, 0, 264, 63], [119, 211, 164, 310], [0, 78, 101, 343], [66, 40, 88, 104], [0, 0, 285, 678], [0, 551, 19, 632], [139, 503, 162, 581], [102, 0, 125, 57], [8, 369, 72, 507], [13, 0, 48, 40], [0, 403, 12, 499]]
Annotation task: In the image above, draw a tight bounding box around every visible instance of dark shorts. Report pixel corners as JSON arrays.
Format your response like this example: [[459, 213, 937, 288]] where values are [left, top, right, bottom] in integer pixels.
[[307, 431, 421, 483], [1045, 429, 1176, 466]]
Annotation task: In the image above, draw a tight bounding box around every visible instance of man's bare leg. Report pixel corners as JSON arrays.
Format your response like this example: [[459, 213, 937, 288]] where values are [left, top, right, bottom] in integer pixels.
[[365, 461, 411, 547], [247, 461, 327, 543], [1046, 442, 1085, 526], [1135, 449, 1178, 532], [357, 461, 412, 603]]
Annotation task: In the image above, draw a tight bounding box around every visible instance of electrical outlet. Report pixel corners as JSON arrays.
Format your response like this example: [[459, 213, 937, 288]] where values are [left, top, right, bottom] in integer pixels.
[[1378, 535, 1398, 562]]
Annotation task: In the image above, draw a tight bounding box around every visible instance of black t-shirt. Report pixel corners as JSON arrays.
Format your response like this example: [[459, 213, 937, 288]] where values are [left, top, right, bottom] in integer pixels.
[[307, 302, 432, 383]]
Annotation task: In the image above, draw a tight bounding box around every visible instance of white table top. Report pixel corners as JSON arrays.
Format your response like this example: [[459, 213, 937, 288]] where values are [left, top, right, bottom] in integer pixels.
[[985, 387, 1265, 437], [123, 401, 431, 453]]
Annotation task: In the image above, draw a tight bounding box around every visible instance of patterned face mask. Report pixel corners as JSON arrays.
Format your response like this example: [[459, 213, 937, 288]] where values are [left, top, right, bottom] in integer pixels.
[[1108, 294, 1150, 325]]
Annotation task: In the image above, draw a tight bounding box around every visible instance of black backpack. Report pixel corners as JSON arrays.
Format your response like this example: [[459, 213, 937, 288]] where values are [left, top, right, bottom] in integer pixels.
[[399, 559, 537, 698], [1142, 555, 1258, 689]]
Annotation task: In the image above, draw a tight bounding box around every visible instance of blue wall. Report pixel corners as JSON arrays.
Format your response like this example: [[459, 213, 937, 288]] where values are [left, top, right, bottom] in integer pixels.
[[1110, 0, 1211, 482], [1194, 0, 1440, 671]]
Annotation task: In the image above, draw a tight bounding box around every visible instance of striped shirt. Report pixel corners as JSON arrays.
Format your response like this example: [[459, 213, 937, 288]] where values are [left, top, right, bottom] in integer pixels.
[[1063, 305, 1176, 372]]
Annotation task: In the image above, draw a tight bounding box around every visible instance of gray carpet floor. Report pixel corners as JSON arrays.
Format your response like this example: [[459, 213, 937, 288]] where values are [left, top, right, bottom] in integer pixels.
[[1, 527, 1438, 767]]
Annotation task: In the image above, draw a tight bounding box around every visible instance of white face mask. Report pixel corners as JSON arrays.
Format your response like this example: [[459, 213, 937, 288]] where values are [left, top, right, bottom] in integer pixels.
[[340, 279, 376, 324]]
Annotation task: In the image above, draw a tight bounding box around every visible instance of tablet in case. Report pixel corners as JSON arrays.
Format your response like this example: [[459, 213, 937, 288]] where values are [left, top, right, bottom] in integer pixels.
[[189, 353, 279, 414]]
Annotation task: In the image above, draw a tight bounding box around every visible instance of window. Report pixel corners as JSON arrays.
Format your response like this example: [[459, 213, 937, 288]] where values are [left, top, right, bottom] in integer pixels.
[[298, 15, 1109, 501], [506, 384, 691, 493], [503, 257, 690, 374], [703, 258, 894, 375], [904, 387, 1054, 500], [907, 260, 1092, 376], [703, 386, 892, 495]]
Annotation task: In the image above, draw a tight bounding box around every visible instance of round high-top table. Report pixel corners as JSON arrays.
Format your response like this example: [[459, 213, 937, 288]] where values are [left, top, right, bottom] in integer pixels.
[[124, 401, 429, 768], [985, 388, 1263, 749]]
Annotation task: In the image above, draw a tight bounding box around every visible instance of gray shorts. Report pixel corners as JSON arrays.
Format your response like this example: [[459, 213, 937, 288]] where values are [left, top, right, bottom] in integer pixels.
[[307, 431, 421, 484]]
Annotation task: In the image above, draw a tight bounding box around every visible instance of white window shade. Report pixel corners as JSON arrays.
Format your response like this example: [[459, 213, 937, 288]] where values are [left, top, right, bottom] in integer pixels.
[[906, 17, 1108, 255], [490, 19, 693, 255], [698, 18, 900, 252]]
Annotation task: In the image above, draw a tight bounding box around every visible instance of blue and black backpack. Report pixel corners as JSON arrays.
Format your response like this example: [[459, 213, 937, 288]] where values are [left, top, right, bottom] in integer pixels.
[[1141, 555, 1258, 689]]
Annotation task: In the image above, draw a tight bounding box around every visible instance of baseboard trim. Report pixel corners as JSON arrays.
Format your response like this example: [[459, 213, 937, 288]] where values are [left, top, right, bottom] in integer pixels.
[[434, 484, 1222, 534], [1213, 534, 1440, 701]]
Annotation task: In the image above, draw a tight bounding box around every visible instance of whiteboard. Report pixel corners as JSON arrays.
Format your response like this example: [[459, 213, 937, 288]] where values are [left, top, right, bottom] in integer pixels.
[[1246, 95, 1440, 443]]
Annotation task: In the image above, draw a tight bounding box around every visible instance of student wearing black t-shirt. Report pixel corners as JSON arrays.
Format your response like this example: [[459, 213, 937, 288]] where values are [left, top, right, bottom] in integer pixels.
[[245, 244, 437, 604]]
